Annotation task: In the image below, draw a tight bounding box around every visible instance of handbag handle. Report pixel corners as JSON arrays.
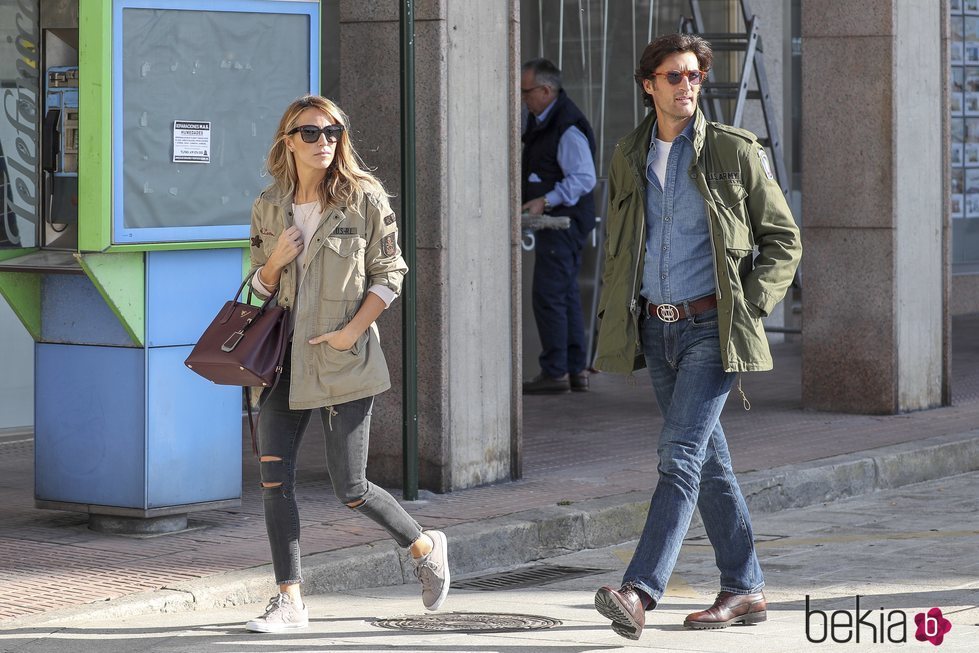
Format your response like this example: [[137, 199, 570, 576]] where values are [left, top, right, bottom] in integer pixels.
[[219, 271, 290, 354], [219, 270, 281, 327]]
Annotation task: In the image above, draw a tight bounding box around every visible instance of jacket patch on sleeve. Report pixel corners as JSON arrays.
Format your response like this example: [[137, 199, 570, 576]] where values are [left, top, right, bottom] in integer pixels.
[[381, 232, 398, 257], [250, 235, 263, 248], [384, 214, 396, 226], [757, 149, 774, 180]]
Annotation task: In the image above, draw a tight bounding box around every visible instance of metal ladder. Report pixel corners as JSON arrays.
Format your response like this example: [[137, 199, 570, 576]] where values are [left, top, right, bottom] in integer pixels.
[[679, 0, 789, 196]]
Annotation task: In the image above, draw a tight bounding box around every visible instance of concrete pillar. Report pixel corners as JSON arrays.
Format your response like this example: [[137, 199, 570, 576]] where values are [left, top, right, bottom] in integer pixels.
[[338, 1, 517, 491], [801, 0, 945, 413]]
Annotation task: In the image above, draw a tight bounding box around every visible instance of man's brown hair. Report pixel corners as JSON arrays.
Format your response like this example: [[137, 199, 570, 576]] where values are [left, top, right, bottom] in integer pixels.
[[635, 33, 713, 108]]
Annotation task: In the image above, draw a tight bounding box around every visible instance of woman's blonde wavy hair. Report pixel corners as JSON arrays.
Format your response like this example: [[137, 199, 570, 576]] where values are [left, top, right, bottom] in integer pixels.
[[265, 95, 388, 208]]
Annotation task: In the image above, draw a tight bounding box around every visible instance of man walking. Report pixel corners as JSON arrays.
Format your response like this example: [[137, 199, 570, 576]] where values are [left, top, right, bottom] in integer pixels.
[[591, 33, 801, 640], [520, 58, 598, 394]]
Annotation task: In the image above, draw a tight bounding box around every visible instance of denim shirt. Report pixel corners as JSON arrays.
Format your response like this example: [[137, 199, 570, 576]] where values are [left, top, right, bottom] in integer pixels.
[[640, 120, 716, 306]]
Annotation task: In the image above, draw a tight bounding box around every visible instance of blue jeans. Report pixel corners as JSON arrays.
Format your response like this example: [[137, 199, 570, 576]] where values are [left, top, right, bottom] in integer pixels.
[[623, 307, 764, 603]]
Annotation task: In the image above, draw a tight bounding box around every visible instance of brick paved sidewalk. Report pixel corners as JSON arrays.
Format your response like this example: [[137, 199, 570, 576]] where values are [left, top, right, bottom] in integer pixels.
[[1, 316, 977, 623]]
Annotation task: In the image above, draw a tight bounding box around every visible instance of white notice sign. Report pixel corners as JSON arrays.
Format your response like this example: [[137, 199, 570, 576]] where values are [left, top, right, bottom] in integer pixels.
[[172, 120, 211, 163]]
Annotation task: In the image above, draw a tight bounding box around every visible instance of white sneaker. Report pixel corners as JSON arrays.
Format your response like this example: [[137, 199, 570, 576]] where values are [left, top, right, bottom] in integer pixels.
[[413, 530, 450, 611], [245, 593, 309, 633]]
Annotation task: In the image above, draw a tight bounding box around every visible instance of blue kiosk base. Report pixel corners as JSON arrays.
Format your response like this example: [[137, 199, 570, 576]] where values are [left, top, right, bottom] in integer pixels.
[[33, 249, 246, 534], [88, 513, 189, 536]]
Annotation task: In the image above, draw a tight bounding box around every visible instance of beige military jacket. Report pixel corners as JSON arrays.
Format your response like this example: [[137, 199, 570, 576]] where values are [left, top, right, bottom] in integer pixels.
[[248, 183, 407, 409]]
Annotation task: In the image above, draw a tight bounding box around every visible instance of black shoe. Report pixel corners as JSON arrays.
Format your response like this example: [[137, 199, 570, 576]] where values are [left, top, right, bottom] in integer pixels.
[[570, 372, 589, 392], [522, 373, 570, 394]]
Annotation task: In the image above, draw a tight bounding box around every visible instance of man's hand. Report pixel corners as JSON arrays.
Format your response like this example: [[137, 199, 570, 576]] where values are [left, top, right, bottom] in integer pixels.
[[309, 328, 358, 351], [521, 196, 548, 215]]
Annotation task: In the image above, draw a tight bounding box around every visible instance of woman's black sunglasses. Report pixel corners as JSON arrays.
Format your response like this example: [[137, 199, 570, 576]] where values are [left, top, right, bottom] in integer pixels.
[[288, 124, 345, 143]]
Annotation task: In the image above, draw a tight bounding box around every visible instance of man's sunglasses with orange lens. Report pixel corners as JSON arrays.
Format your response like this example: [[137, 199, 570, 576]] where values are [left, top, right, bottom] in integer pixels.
[[648, 69, 706, 85]]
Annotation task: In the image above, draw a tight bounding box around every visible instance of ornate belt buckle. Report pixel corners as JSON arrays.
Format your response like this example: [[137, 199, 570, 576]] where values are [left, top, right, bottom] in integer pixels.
[[655, 303, 680, 323]]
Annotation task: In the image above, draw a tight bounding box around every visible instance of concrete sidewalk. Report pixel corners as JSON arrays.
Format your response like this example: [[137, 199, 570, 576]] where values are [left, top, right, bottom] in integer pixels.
[[3, 471, 978, 652], [2, 315, 978, 627]]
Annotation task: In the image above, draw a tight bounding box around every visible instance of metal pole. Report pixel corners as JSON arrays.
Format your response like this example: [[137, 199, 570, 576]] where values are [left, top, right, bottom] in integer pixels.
[[578, 0, 588, 117], [631, 0, 637, 127], [558, 0, 564, 70], [538, 0, 544, 57], [400, 0, 419, 501], [597, 0, 608, 177], [647, 0, 654, 44]]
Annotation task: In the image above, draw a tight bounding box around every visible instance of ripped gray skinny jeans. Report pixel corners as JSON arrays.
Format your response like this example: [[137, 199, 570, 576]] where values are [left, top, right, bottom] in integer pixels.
[[257, 352, 422, 585]]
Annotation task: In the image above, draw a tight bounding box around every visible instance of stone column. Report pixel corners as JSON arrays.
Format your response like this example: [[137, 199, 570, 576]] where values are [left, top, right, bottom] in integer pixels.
[[801, 0, 945, 413], [338, 1, 517, 491]]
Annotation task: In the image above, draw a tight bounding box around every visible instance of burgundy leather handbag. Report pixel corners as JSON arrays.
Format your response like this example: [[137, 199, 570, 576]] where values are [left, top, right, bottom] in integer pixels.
[[184, 273, 290, 389]]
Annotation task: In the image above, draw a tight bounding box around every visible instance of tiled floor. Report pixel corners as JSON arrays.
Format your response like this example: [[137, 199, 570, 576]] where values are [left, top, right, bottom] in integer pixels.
[[0, 315, 977, 622]]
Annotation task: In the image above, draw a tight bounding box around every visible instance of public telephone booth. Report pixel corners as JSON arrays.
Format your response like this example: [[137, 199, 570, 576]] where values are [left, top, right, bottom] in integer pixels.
[[0, 0, 320, 532]]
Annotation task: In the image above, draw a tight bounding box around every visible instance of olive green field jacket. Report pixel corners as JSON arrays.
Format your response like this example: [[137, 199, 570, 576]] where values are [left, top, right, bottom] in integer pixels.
[[594, 109, 802, 374], [249, 184, 407, 409]]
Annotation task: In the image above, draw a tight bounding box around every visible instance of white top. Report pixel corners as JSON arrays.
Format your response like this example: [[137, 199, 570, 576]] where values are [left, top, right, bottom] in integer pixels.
[[651, 138, 672, 188], [252, 201, 396, 307]]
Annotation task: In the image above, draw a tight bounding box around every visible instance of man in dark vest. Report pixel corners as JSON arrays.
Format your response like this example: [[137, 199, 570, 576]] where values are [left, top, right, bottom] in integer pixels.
[[521, 58, 598, 394]]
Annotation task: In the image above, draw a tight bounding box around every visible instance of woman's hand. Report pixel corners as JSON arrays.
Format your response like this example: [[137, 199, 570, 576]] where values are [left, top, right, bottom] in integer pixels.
[[309, 293, 385, 352], [309, 328, 358, 351], [258, 226, 303, 288], [267, 226, 304, 271]]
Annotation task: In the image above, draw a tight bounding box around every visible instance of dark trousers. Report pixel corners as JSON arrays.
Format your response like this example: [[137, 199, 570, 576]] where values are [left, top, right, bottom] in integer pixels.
[[532, 229, 587, 378]]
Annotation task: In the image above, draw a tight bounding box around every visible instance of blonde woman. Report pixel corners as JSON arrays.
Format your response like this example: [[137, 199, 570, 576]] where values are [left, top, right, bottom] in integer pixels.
[[244, 95, 449, 633]]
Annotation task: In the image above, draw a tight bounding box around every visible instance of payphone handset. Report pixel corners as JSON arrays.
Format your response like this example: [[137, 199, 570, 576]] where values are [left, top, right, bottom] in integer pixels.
[[43, 66, 79, 226]]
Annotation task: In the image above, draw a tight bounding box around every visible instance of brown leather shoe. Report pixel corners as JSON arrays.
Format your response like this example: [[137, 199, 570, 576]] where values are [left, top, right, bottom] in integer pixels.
[[683, 591, 767, 629], [594, 585, 645, 640]]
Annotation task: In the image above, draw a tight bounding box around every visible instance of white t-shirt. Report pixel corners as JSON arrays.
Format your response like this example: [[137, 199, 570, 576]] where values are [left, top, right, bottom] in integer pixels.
[[651, 138, 672, 188]]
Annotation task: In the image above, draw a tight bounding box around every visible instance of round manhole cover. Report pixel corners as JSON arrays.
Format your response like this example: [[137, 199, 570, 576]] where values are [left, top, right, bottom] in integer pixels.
[[372, 612, 561, 633]]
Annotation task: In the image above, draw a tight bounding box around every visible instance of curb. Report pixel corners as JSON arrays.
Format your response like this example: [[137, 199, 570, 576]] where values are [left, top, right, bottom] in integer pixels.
[[6, 429, 979, 628]]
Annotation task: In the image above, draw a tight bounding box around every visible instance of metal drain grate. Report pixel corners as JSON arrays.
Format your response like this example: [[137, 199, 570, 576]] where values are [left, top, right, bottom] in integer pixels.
[[373, 612, 560, 633], [450, 564, 608, 591]]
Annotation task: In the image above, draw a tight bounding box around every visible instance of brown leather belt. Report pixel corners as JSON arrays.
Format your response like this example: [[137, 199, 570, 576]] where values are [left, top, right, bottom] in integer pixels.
[[645, 294, 718, 323]]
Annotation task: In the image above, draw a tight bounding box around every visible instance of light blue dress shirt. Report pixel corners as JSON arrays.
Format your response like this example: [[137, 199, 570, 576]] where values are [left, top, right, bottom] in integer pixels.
[[640, 119, 716, 307], [533, 98, 597, 208]]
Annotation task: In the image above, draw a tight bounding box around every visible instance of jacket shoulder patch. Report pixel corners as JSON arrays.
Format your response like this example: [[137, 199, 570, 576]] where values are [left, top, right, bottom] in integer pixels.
[[381, 232, 397, 257], [757, 149, 774, 180]]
